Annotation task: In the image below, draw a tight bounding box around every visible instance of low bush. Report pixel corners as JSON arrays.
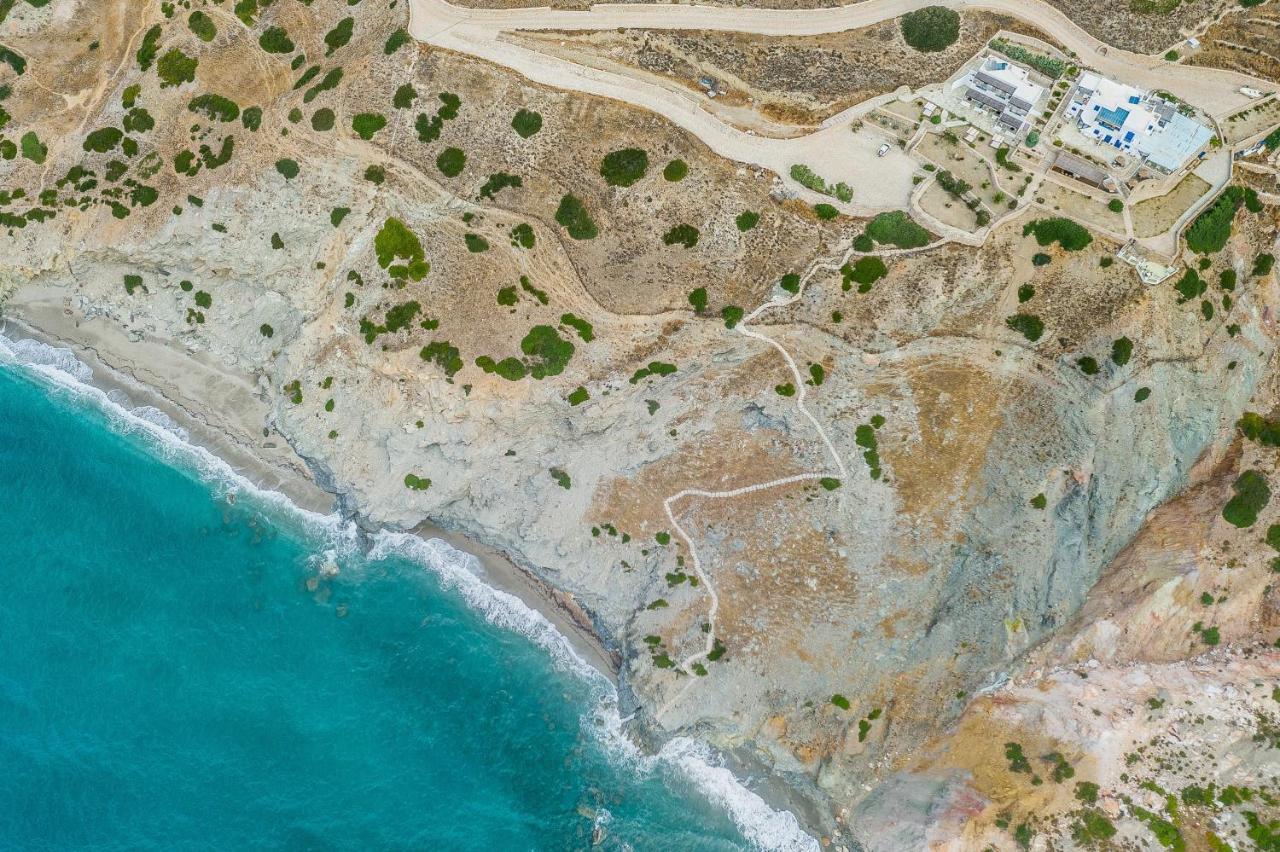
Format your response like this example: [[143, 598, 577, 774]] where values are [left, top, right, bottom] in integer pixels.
[[866, 211, 930, 248], [258, 27, 295, 54], [555, 194, 597, 239], [1223, 469, 1270, 528], [600, 148, 648, 186], [900, 6, 960, 52], [352, 113, 387, 140], [1023, 217, 1092, 251], [662, 223, 699, 248], [1006, 313, 1044, 342], [663, 159, 688, 181], [436, 146, 466, 177], [735, 210, 759, 231], [511, 108, 542, 138]]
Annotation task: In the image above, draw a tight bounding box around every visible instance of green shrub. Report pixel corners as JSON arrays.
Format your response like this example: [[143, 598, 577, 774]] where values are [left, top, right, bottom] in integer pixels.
[[1186, 186, 1245, 254], [384, 29, 411, 55], [663, 223, 699, 248], [843, 257, 887, 292], [1173, 268, 1205, 302], [275, 158, 299, 179], [1108, 198, 1123, 213], [19, 131, 44, 164], [464, 233, 489, 253], [522, 325, 575, 379], [775, 382, 795, 396], [721, 305, 743, 329], [404, 473, 432, 491], [324, 17, 354, 56], [1223, 470, 1270, 528], [436, 146, 466, 177], [688, 287, 708, 312], [510, 222, 535, 249], [1073, 809, 1116, 844], [1023, 217, 1092, 251], [567, 386, 589, 406], [258, 26, 295, 54], [600, 148, 648, 186], [156, 48, 198, 87], [1111, 336, 1133, 365], [1017, 284, 1034, 303], [330, 207, 349, 226], [814, 203, 839, 220], [352, 113, 387, 140], [1077, 356, 1099, 375], [830, 694, 850, 710], [241, 106, 263, 131], [853, 234, 874, 252], [373, 217, 427, 280], [1238, 412, 1280, 447], [1164, 50, 1179, 61], [820, 477, 841, 490], [1253, 253, 1275, 276], [420, 341, 463, 378], [780, 273, 800, 294], [393, 84, 417, 109], [188, 10, 216, 41], [1006, 313, 1044, 342], [511, 108, 542, 138], [988, 38, 1064, 79], [554, 194, 597, 239], [303, 68, 343, 104], [137, 24, 162, 71], [900, 6, 960, 52], [259, 324, 274, 338], [188, 94, 239, 122], [629, 361, 678, 383], [663, 159, 688, 181], [364, 164, 385, 184], [478, 172, 522, 200], [311, 108, 335, 131], [866, 211, 930, 248], [736, 210, 759, 231], [560, 313, 593, 342], [1220, 269, 1237, 291], [1135, 386, 1151, 402]]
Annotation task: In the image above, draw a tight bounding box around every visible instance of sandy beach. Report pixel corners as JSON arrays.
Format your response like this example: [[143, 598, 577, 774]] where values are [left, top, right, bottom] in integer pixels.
[[0, 285, 620, 683]]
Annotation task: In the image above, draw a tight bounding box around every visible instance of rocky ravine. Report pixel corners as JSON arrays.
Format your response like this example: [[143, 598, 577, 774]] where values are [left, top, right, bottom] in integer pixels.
[[2, 0, 1280, 848]]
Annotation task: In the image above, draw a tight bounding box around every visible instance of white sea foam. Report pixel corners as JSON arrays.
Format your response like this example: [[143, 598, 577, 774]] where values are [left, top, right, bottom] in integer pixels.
[[0, 332, 821, 852]]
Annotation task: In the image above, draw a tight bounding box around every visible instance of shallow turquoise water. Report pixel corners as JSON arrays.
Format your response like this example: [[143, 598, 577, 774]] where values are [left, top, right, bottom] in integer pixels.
[[0, 356, 806, 851]]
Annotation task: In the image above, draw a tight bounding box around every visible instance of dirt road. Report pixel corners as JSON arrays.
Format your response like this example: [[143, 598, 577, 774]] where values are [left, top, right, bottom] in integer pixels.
[[408, 0, 1274, 213]]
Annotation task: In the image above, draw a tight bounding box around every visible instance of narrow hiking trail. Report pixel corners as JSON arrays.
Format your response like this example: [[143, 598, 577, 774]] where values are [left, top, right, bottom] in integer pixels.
[[657, 272, 850, 720]]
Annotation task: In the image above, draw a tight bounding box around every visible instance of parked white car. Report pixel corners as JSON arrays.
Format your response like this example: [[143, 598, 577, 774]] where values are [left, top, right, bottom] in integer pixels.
[[876, 143, 891, 158]]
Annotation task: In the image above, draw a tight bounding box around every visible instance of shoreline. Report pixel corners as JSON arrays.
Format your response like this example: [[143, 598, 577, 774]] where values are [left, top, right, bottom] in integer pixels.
[[0, 289, 828, 849], [0, 290, 620, 684]]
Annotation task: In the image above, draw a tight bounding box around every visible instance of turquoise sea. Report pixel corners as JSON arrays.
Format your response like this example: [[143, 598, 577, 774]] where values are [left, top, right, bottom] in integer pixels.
[[0, 339, 816, 851]]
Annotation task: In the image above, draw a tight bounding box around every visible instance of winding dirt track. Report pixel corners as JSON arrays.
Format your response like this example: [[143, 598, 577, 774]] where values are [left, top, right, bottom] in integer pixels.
[[409, 0, 1272, 213]]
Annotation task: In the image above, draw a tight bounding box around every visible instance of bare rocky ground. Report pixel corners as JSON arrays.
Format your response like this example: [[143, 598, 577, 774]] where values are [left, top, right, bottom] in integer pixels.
[[1190, 2, 1280, 83], [513, 12, 1047, 127], [2, 0, 1280, 849]]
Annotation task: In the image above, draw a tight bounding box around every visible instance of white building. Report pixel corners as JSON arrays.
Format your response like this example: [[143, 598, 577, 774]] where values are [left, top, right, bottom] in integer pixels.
[[1067, 73, 1214, 173], [959, 57, 1046, 135]]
